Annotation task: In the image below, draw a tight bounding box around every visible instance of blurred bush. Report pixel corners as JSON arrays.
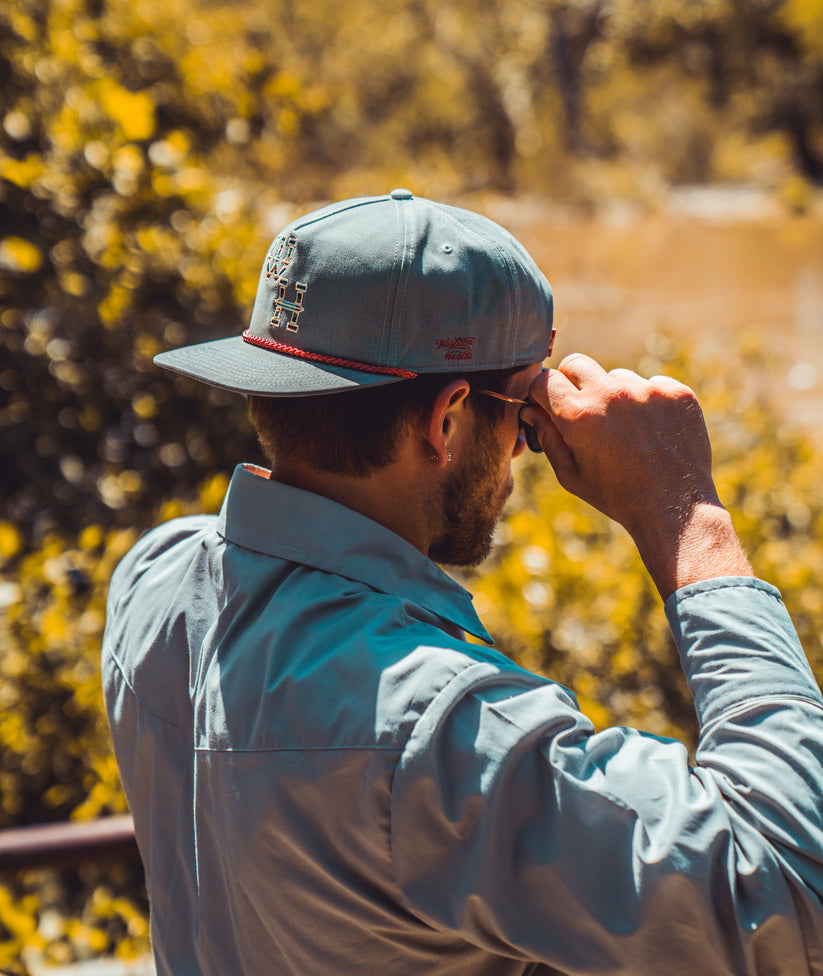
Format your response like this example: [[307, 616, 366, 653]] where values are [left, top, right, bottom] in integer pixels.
[[4, 0, 823, 547]]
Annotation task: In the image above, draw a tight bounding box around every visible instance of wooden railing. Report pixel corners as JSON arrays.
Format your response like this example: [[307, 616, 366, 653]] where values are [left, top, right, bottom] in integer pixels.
[[0, 815, 138, 870]]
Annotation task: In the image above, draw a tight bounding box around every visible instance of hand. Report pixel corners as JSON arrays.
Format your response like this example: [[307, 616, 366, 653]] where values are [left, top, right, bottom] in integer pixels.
[[523, 355, 714, 533], [521, 354, 752, 597]]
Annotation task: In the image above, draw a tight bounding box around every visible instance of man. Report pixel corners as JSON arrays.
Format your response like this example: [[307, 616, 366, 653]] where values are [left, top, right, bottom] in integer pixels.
[[103, 189, 823, 975]]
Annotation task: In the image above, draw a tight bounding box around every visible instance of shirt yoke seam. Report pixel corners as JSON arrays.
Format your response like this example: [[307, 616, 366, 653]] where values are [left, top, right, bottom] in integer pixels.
[[105, 647, 189, 732]]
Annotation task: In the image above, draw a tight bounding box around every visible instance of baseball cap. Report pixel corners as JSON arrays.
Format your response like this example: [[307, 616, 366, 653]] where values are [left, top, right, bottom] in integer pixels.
[[154, 189, 555, 396]]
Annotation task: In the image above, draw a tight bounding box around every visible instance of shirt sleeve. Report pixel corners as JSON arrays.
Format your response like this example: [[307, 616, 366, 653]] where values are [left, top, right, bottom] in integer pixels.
[[390, 577, 823, 975]]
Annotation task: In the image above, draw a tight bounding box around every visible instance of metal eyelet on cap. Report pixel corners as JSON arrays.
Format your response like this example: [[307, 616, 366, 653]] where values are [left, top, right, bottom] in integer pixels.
[[441, 244, 453, 254]]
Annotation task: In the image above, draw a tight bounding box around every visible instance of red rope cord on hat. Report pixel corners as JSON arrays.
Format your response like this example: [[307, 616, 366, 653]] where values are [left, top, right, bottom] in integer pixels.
[[242, 331, 418, 379]]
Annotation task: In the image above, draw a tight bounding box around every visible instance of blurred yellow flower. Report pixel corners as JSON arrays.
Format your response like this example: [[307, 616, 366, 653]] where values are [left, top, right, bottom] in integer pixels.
[[98, 81, 156, 141], [0, 236, 42, 273], [0, 523, 22, 561]]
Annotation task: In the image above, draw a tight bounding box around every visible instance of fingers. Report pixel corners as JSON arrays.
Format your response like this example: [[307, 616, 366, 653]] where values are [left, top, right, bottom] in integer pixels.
[[527, 355, 606, 411], [528, 356, 642, 406], [521, 368, 581, 487], [521, 353, 716, 528], [522, 361, 592, 472], [647, 373, 696, 400], [528, 357, 693, 429], [524, 354, 697, 444], [553, 353, 609, 389]]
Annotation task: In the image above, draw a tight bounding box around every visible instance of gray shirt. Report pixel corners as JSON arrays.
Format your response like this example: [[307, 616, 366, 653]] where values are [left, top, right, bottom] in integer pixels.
[[103, 463, 823, 975]]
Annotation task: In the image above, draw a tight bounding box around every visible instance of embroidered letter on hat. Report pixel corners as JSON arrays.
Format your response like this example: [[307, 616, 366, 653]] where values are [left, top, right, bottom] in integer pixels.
[[265, 235, 294, 280], [276, 279, 307, 332], [266, 235, 308, 333]]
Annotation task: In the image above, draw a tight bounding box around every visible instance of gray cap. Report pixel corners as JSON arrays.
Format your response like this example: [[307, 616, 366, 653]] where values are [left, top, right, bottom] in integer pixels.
[[154, 189, 555, 396]]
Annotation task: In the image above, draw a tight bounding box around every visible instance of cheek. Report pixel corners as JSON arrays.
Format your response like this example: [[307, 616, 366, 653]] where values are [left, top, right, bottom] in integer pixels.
[[512, 427, 529, 458], [493, 457, 515, 502], [506, 420, 525, 461]]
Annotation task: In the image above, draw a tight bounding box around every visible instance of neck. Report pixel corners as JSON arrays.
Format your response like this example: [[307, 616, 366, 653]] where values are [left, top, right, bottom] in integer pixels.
[[270, 455, 438, 555]]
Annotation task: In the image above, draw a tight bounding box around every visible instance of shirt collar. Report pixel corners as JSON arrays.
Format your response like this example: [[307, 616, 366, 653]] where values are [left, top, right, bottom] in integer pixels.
[[216, 463, 493, 644]]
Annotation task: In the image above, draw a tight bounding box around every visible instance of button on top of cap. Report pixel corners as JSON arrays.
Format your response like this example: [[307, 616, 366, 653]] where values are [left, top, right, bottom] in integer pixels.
[[390, 188, 414, 200]]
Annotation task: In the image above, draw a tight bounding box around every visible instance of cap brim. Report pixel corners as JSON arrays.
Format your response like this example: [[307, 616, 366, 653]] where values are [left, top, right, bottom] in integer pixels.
[[153, 336, 408, 397]]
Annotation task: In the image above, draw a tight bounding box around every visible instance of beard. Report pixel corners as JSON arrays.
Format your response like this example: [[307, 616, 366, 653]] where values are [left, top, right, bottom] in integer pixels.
[[428, 424, 513, 568]]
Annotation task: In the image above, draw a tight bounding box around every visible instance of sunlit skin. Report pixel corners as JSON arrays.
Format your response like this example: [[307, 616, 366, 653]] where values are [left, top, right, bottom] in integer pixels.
[[429, 364, 542, 567], [267, 353, 751, 600], [523, 354, 752, 599], [269, 364, 543, 564]]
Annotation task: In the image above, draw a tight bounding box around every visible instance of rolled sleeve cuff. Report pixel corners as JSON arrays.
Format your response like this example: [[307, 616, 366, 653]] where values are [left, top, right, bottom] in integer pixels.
[[664, 576, 821, 727]]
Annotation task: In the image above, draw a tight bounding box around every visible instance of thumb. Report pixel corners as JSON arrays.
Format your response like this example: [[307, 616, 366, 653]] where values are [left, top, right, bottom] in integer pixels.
[[521, 406, 579, 487]]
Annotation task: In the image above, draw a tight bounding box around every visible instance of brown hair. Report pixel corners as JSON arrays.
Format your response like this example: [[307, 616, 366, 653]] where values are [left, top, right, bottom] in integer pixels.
[[248, 366, 522, 476]]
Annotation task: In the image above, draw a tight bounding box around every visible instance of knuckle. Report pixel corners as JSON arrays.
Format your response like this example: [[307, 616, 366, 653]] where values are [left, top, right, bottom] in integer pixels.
[[649, 374, 694, 399], [559, 352, 585, 369]]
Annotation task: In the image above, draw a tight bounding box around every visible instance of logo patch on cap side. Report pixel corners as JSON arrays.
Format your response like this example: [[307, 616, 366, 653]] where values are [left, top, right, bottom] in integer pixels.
[[435, 336, 476, 361]]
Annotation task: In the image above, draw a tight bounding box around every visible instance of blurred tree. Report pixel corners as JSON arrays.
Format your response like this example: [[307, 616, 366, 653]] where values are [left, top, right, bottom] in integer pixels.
[[4, 0, 823, 561], [546, 0, 609, 155], [610, 0, 823, 184]]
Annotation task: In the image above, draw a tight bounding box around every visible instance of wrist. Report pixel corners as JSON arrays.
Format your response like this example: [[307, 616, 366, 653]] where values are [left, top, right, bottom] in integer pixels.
[[634, 500, 753, 601]]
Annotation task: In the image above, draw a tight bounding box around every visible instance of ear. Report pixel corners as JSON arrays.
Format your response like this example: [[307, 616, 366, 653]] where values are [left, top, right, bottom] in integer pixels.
[[420, 379, 471, 466]]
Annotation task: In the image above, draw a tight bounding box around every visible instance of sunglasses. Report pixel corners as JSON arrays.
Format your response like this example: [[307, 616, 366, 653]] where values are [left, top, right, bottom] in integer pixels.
[[475, 389, 543, 453]]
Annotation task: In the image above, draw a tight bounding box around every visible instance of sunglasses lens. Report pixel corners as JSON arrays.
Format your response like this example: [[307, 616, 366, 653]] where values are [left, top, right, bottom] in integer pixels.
[[520, 416, 543, 454]]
